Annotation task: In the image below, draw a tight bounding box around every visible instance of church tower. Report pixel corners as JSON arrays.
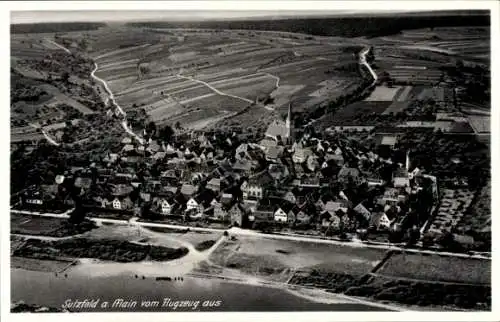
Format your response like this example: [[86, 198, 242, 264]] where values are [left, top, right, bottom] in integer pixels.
[[285, 101, 292, 144], [405, 150, 411, 172]]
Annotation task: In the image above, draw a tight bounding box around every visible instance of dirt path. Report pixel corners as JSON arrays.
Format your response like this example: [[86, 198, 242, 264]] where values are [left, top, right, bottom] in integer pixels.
[[360, 47, 378, 86], [91, 63, 145, 145], [176, 74, 254, 104], [45, 39, 71, 54], [28, 123, 60, 146]]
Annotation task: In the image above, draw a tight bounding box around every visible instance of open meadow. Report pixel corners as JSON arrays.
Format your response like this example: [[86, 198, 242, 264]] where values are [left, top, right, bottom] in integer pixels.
[[209, 235, 387, 280], [376, 251, 491, 285]]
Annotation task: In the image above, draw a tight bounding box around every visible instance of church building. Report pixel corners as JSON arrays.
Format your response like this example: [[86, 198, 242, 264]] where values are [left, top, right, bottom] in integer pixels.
[[264, 102, 294, 145]]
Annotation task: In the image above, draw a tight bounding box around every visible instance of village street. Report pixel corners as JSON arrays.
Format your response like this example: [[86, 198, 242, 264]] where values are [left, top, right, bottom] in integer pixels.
[[10, 209, 490, 260]]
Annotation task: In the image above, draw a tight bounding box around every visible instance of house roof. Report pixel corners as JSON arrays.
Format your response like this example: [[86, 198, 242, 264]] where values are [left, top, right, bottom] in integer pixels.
[[266, 145, 283, 159], [265, 120, 288, 140], [338, 166, 360, 178], [74, 177, 92, 189], [393, 168, 409, 178], [381, 135, 398, 146], [152, 152, 166, 160], [207, 178, 221, 187], [180, 184, 197, 196], [111, 184, 133, 196], [122, 144, 135, 152], [294, 147, 313, 160], [121, 137, 132, 144], [354, 203, 371, 220], [259, 138, 278, 150], [249, 171, 274, 186], [370, 212, 391, 227], [233, 160, 252, 172], [41, 184, 59, 196]]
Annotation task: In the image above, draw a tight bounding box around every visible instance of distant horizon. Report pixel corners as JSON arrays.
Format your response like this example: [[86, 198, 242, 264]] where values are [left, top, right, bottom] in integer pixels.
[[10, 9, 488, 24]]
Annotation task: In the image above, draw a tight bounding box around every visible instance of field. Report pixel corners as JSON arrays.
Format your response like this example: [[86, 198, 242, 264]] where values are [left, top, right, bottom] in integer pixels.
[[376, 251, 491, 285], [427, 189, 475, 235], [321, 101, 392, 126], [377, 27, 490, 63], [209, 235, 387, 280], [458, 180, 491, 236], [11, 214, 68, 236], [43, 27, 363, 129], [467, 115, 490, 133], [11, 213, 97, 237]]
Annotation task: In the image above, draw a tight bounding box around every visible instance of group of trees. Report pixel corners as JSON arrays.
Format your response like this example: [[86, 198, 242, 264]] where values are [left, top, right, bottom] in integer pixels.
[[13, 238, 189, 263]]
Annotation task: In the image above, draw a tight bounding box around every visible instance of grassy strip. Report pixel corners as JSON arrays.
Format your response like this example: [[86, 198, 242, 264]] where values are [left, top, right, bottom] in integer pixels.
[[289, 271, 490, 310]]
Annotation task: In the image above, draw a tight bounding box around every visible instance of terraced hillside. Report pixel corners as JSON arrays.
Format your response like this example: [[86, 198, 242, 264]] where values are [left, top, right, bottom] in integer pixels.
[[53, 27, 366, 130]]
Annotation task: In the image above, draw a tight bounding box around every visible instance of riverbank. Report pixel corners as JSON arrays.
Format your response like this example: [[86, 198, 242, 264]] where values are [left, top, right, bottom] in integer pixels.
[[11, 256, 75, 273]]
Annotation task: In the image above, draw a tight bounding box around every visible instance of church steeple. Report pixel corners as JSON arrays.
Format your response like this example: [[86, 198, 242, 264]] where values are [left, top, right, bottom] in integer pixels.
[[285, 101, 292, 141]]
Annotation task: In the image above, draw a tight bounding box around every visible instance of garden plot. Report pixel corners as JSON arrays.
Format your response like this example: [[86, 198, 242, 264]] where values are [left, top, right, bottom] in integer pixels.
[[329, 101, 392, 125], [116, 76, 185, 96], [146, 100, 184, 121], [196, 68, 248, 82], [205, 40, 247, 51], [38, 84, 95, 115], [364, 86, 402, 101], [169, 87, 216, 103], [11, 214, 68, 236], [382, 101, 410, 115], [219, 79, 277, 101], [94, 43, 152, 61], [269, 84, 306, 108], [11, 64, 46, 80], [393, 86, 413, 102], [94, 65, 138, 80], [417, 86, 446, 101], [106, 76, 139, 94], [98, 43, 166, 65], [308, 79, 354, 98], [168, 51, 199, 62], [467, 116, 490, 133], [98, 60, 139, 73], [377, 252, 490, 285], [428, 189, 475, 235]]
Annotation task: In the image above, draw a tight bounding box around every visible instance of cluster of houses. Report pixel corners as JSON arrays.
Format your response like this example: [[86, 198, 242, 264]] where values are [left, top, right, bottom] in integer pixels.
[[17, 112, 440, 239]]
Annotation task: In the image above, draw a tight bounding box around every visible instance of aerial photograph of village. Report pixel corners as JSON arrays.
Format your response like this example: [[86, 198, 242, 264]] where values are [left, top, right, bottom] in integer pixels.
[[9, 7, 492, 314]]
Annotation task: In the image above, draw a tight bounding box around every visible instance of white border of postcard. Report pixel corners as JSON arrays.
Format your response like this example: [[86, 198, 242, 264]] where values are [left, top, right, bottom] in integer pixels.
[[2, 1, 499, 322]]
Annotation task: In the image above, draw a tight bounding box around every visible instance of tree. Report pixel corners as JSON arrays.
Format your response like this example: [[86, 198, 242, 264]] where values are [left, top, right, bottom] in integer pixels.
[[158, 125, 174, 143], [62, 71, 70, 83], [145, 121, 156, 136]]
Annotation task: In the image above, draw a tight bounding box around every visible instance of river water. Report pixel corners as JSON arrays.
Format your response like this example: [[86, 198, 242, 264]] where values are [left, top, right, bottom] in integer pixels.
[[11, 268, 387, 312]]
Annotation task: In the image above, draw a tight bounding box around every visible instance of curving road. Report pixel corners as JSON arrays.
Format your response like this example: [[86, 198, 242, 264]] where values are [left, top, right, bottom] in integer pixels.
[[28, 123, 60, 146], [359, 47, 378, 86], [43, 39, 145, 146], [91, 63, 145, 145]]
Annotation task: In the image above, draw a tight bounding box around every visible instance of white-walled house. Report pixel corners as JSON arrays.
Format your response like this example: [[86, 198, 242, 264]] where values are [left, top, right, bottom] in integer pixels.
[[274, 207, 288, 223], [112, 198, 121, 209], [241, 180, 264, 200], [186, 197, 199, 211], [186, 197, 204, 214], [160, 199, 172, 215]]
